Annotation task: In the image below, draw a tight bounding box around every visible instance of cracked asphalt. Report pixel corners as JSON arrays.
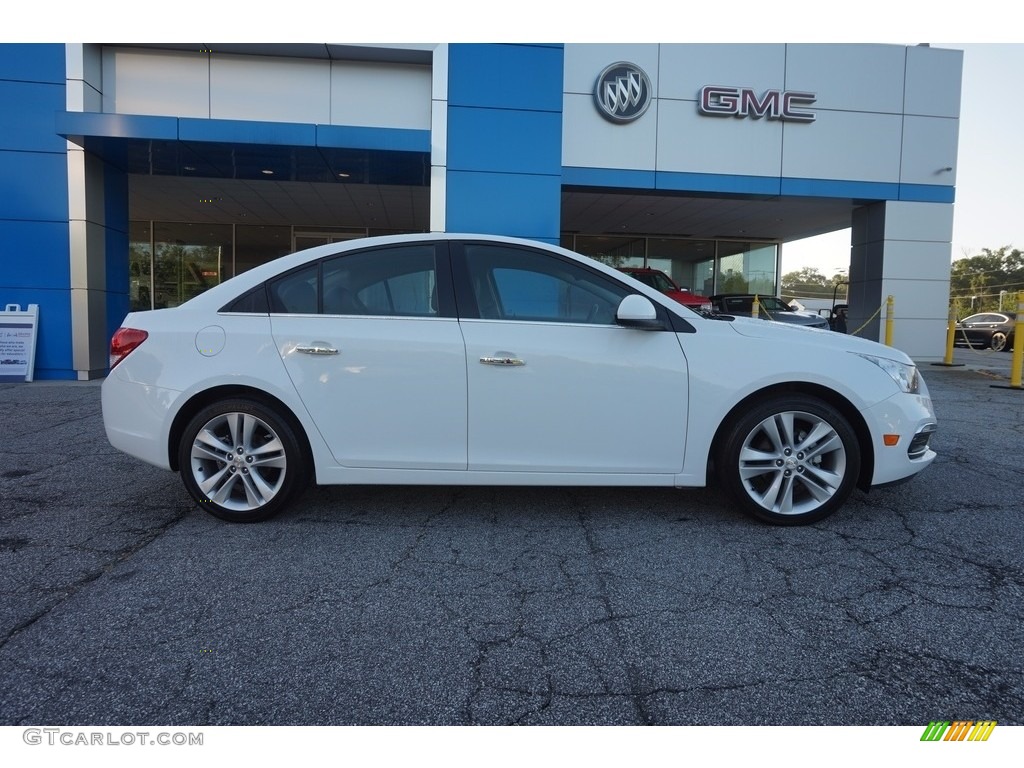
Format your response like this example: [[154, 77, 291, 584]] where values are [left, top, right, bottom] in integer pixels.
[[0, 364, 1022, 726]]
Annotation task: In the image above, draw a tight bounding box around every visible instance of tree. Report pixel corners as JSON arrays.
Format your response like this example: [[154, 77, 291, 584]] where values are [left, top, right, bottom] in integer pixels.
[[781, 267, 847, 301], [949, 246, 1024, 315]]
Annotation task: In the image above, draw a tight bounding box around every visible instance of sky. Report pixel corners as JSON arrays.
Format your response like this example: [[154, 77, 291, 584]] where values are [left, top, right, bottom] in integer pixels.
[[782, 42, 1024, 277]]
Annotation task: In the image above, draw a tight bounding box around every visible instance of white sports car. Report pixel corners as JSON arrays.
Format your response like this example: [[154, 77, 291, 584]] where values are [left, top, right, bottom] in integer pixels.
[[102, 233, 937, 525]]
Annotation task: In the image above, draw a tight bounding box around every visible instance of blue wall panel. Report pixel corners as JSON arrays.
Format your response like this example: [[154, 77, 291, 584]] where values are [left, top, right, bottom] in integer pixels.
[[446, 171, 561, 241], [317, 125, 430, 153], [562, 167, 657, 190], [0, 220, 71, 289], [781, 177, 900, 200], [449, 44, 564, 112], [0, 81, 67, 152], [898, 183, 956, 204], [0, 44, 65, 84], [447, 107, 562, 175], [180, 118, 316, 146], [0, 150, 69, 221], [445, 44, 564, 241], [1, 43, 73, 379]]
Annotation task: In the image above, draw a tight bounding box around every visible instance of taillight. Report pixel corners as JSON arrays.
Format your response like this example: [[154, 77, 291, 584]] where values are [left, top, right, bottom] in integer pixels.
[[109, 328, 148, 369]]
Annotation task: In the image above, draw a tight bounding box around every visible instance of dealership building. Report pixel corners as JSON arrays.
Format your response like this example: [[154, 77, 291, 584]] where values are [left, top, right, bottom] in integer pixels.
[[1, 42, 962, 379]]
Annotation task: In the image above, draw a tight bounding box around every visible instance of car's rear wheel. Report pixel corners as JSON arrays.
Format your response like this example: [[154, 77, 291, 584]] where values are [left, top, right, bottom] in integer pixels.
[[717, 395, 860, 525], [990, 331, 1008, 352], [178, 399, 305, 522]]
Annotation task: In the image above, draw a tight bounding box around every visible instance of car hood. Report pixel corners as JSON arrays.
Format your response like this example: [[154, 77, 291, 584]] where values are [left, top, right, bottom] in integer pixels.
[[719, 314, 915, 363]]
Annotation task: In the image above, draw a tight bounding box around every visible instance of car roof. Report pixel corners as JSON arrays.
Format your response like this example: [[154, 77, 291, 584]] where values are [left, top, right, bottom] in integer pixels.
[[167, 232, 697, 318], [962, 311, 1016, 320]]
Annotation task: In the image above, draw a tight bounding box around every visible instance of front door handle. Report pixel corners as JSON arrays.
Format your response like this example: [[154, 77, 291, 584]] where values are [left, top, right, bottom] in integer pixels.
[[480, 356, 525, 366], [296, 342, 339, 356]]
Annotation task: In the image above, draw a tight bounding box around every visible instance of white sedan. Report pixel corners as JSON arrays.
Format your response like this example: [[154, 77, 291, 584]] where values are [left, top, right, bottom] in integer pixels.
[[102, 233, 937, 525]]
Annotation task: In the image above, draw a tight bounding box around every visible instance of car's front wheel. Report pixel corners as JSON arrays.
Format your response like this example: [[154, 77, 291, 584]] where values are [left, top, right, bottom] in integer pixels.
[[178, 399, 306, 522], [717, 395, 861, 525]]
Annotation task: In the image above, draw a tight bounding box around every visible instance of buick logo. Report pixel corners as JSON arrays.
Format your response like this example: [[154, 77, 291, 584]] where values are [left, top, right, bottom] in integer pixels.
[[594, 62, 652, 123]]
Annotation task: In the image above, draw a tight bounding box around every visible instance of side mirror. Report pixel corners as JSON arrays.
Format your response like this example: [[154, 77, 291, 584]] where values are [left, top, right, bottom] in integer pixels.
[[616, 295, 664, 330]]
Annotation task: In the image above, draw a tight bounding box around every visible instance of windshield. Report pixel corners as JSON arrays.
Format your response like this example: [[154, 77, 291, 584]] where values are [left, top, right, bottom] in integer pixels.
[[757, 297, 792, 312]]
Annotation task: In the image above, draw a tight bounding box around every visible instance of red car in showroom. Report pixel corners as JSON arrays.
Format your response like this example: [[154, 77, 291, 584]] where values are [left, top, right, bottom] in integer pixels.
[[618, 267, 712, 312]]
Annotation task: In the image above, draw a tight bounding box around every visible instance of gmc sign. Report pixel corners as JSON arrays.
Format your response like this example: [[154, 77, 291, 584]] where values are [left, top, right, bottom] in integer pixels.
[[699, 86, 816, 122]]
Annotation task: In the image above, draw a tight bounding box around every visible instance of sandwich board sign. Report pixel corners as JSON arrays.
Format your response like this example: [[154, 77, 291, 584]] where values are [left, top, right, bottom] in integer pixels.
[[0, 304, 39, 382]]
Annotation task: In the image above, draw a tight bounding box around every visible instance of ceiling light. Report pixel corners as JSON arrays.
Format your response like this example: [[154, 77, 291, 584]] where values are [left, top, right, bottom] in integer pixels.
[[261, 169, 274, 175]]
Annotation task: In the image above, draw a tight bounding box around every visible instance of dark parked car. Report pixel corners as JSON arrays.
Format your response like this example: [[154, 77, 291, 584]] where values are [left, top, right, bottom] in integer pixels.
[[709, 294, 830, 329], [955, 312, 1017, 352]]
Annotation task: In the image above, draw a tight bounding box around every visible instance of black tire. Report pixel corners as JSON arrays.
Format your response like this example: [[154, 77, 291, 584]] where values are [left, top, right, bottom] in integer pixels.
[[716, 395, 861, 525], [177, 398, 307, 522], [990, 332, 1008, 352]]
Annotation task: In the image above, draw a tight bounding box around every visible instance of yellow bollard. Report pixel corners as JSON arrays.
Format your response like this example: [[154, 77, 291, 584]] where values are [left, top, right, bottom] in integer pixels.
[[884, 295, 894, 346], [943, 305, 957, 363], [1010, 292, 1024, 388], [931, 304, 965, 368], [752, 294, 760, 319]]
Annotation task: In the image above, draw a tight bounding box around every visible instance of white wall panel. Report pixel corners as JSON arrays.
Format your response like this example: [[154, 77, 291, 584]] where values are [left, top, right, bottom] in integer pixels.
[[658, 44, 786, 100], [563, 44, 660, 95], [873, 240, 956, 281], [66, 44, 103, 113], [330, 62, 431, 129], [102, 48, 209, 118], [784, 44, 906, 113], [900, 116, 960, 185], [882, 200, 955, 243], [656, 99, 783, 177], [905, 46, 963, 117], [211, 55, 330, 124], [781, 109, 903, 182], [562, 93, 658, 171]]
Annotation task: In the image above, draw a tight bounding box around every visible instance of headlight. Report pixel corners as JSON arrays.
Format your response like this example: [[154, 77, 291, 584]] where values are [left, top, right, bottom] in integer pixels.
[[854, 353, 920, 394]]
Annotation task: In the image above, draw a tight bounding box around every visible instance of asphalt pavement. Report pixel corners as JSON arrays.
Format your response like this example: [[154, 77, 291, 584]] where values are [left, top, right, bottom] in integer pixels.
[[0, 352, 1022, 726]]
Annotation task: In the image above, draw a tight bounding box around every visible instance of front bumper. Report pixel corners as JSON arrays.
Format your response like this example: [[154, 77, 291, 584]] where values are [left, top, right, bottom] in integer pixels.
[[863, 390, 938, 487]]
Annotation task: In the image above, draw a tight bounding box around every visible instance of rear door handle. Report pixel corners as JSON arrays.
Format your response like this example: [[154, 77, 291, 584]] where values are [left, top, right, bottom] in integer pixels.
[[480, 356, 524, 366], [296, 342, 339, 356]]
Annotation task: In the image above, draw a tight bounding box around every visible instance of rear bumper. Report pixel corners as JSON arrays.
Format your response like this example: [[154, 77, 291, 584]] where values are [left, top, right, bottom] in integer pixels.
[[101, 373, 181, 471]]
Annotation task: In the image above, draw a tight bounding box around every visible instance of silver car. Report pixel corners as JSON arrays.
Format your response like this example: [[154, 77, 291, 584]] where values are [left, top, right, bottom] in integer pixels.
[[709, 294, 831, 329]]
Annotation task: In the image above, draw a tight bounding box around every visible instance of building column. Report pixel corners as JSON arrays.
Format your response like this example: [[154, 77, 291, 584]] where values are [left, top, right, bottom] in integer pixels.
[[68, 148, 129, 379], [66, 43, 130, 380], [848, 200, 953, 361], [443, 44, 564, 243]]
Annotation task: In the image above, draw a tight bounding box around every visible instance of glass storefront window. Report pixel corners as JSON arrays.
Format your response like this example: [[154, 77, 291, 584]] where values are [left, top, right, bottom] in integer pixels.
[[646, 239, 715, 294], [570, 235, 645, 268], [717, 242, 778, 296], [152, 223, 232, 309], [693, 258, 716, 297], [236, 225, 292, 276], [129, 222, 153, 312]]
